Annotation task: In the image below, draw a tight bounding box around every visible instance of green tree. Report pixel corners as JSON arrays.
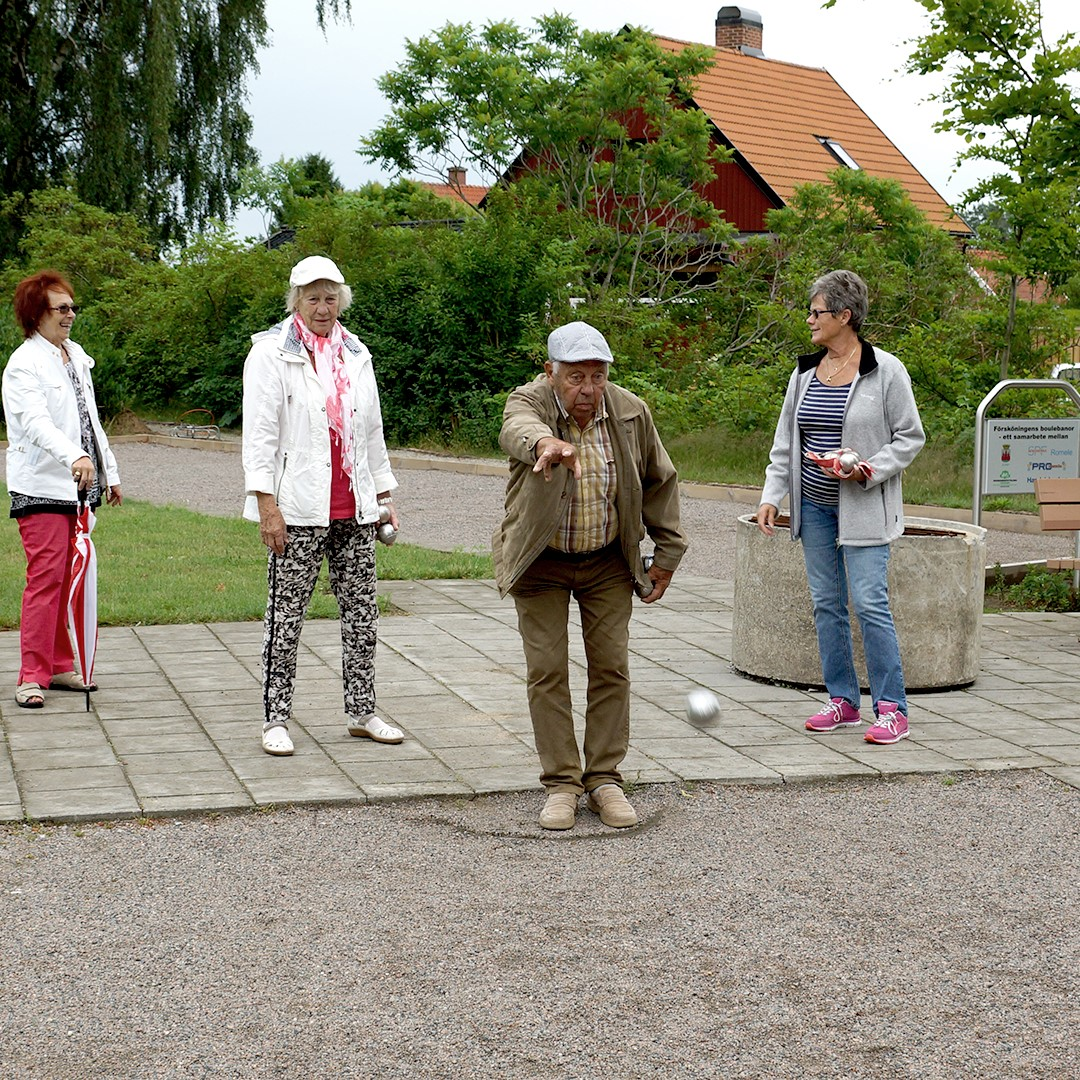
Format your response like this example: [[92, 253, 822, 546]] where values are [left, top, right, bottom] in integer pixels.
[[361, 16, 734, 304], [837, 0, 1080, 377], [0, 1, 351, 254], [760, 169, 981, 339], [665, 169, 992, 436]]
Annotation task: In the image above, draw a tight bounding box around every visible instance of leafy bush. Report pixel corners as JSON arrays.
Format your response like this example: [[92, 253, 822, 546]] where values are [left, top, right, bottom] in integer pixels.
[[985, 565, 1079, 612], [2, 173, 1076, 474]]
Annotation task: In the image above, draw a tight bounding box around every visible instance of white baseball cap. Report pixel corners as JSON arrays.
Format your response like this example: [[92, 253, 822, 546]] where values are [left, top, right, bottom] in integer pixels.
[[547, 321, 614, 364], [289, 255, 345, 287]]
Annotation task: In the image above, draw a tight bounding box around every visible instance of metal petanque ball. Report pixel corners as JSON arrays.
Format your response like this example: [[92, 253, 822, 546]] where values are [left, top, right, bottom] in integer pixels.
[[838, 451, 860, 473], [376, 522, 397, 546], [378, 503, 393, 525], [685, 689, 721, 724]]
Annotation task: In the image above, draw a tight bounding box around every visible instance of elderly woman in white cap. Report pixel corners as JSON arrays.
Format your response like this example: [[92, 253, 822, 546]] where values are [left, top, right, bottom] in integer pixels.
[[242, 255, 405, 756]]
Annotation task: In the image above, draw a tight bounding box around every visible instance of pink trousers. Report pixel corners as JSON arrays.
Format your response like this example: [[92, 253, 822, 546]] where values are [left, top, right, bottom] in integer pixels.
[[17, 513, 76, 687]]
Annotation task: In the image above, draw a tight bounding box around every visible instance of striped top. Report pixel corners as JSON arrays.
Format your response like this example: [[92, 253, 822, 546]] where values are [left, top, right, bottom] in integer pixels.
[[798, 377, 852, 506]]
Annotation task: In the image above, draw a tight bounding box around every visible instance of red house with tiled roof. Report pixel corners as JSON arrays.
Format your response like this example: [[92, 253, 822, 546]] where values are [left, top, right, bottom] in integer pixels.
[[660, 6, 970, 236], [459, 6, 969, 239]]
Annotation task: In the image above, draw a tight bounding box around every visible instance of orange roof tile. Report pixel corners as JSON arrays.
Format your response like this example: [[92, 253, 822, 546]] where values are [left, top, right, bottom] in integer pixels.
[[419, 182, 489, 209], [657, 35, 971, 236]]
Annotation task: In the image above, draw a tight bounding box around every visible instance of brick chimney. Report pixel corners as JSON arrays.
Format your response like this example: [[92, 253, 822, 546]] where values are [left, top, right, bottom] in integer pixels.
[[715, 6, 764, 56], [447, 166, 467, 187]]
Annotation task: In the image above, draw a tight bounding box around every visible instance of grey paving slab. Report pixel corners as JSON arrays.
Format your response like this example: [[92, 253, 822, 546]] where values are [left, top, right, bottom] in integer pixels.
[[842, 744, 970, 774], [6, 728, 112, 751], [93, 699, 191, 721], [355, 780, 475, 800], [127, 772, 247, 798], [139, 792, 254, 815], [664, 758, 783, 784], [120, 751, 230, 775], [16, 765, 130, 793], [1044, 765, 1080, 786], [21, 788, 140, 822], [1032, 743, 1080, 765], [109, 732, 219, 755], [339, 758, 460, 786], [958, 751, 1060, 770], [102, 717, 207, 737], [241, 776, 364, 803], [772, 759, 881, 781], [918, 735, 1047, 760], [11, 744, 119, 769], [2, 576, 1080, 822]]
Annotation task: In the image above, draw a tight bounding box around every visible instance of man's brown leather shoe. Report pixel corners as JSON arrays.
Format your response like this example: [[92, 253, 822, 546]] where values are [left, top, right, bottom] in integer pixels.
[[538, 791, 578, 830], [587, 784, 638, 828]]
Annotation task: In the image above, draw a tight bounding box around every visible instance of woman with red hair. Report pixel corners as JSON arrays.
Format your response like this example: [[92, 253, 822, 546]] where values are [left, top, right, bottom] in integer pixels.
[[2, 270, 122, 708]]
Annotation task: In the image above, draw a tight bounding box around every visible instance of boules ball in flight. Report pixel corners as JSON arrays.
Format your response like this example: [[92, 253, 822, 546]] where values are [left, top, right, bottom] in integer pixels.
[[685, 689, 721, 724]]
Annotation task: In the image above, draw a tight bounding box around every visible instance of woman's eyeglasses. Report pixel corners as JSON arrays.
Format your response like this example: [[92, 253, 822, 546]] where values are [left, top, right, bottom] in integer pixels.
[[49, 304, 78, 315], [807, 308, 836, 319]]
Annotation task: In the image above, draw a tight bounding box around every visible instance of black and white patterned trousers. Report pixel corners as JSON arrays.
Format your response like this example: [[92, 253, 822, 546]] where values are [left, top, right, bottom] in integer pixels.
[[261, 520, 378, 730]]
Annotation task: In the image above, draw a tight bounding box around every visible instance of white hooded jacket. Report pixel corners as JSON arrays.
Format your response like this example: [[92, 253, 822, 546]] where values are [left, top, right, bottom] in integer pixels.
[[241, 318, 397, 526]]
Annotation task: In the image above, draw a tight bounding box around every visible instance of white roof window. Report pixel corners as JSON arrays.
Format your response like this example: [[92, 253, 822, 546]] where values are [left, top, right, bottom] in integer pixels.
[[816, 136, 861, 170]]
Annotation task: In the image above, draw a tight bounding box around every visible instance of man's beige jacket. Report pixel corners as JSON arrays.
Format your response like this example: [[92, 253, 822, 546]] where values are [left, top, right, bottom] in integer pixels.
[[492, 374, 688, 597]]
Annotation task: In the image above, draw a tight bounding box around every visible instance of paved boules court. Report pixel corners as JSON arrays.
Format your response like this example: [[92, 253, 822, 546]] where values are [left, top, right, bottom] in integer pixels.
[[1, 572, 1078, 824]]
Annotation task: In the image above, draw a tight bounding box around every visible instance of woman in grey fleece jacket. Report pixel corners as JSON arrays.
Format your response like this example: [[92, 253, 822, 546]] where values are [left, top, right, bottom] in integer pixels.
[[757, 270, 925, 745]]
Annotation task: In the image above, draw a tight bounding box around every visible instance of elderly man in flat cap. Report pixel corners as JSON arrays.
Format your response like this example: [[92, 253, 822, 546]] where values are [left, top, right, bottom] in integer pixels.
[[493, 321, 687, 830]]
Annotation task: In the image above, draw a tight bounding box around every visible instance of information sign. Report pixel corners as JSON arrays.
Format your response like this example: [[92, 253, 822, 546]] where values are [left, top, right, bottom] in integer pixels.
[[981, 418, 1080, 494]]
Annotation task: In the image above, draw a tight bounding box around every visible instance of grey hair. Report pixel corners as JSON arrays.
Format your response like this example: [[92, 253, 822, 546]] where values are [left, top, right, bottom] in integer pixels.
[[809, 270, 868, 332], [286, 279, 353, 314]]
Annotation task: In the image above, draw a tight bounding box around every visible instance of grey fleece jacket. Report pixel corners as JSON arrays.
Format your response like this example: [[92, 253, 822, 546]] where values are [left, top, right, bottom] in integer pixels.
[[760, 342, 925, 546]]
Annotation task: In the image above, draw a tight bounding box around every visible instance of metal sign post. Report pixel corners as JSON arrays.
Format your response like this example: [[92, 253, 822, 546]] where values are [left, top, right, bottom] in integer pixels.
[[973, 379, 1080, 588], [973, 380, 1080, 524]]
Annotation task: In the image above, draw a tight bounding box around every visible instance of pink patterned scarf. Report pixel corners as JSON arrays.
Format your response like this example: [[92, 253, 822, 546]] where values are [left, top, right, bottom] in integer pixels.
[[292, 313, 354, 487]]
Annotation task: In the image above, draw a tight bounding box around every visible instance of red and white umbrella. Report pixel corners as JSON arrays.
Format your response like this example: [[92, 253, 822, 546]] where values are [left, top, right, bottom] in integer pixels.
[[67, 495, 98, 711]]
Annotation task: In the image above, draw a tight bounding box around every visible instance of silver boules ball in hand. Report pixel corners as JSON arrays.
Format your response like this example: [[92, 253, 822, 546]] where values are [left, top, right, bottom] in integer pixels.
[[838, 451, 859, 473], [376, 501, 396, 544]]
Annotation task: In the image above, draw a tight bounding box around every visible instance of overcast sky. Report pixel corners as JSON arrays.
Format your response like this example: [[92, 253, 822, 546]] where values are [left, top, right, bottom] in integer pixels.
[[235, 0, 1073, 238]]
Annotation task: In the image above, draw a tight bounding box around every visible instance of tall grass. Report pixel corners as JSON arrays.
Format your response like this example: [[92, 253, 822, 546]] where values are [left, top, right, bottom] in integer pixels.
[[0, 488, 493, 629], [665, 429, 1038, 513]]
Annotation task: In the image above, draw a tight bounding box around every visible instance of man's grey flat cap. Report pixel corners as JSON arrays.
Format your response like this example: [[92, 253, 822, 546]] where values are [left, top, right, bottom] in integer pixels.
[[547, 321, 614, 364]]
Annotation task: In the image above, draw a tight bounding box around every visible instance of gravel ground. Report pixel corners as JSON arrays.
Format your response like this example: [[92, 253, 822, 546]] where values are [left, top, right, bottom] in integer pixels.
[[1, 774, 1076, 1078], [1, 440, 1077, 1078]]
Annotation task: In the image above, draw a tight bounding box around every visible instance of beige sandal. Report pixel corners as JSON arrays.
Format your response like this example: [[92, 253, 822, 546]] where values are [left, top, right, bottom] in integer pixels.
[[50, 671, 97, 693], [16, 683, 44, 709]]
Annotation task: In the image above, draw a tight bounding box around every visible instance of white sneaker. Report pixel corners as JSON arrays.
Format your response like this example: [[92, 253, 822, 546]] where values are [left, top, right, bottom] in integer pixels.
[[347, 714, 405, 743], [261, 726, 294, 756]]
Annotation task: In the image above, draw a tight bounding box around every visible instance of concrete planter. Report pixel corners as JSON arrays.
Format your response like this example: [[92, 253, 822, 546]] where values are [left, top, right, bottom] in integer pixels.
[[732, 515, 987, 690]]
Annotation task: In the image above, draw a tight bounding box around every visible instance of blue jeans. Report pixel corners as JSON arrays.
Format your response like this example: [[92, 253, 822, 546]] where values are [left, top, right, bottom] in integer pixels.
[[799, 498, 907, 716]]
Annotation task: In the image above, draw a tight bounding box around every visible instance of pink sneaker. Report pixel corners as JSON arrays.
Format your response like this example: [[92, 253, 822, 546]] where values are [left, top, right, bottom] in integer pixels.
[[805, 698, 862, 732], [864, 703, 909, 744]]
